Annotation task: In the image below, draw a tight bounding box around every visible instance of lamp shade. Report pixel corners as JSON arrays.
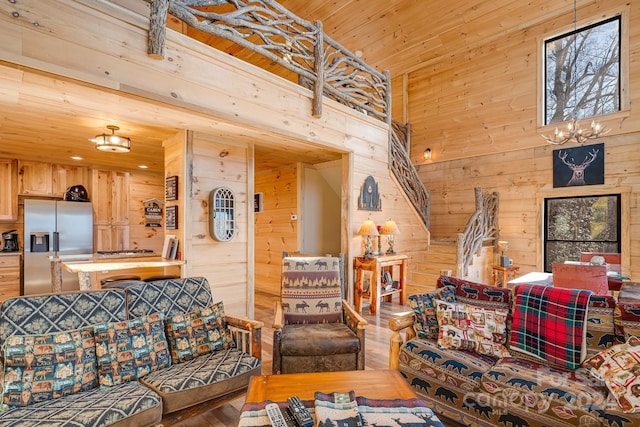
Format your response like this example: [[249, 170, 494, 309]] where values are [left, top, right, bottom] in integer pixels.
[[498, 240, 509, 252], [380, 220, 400, 235], [358, 219, 379, 236]]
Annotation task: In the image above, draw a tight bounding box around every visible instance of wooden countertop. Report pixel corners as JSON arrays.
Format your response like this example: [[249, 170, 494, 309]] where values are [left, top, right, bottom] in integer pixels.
[[0, 252, 21, 257], [61, 256, 184, 273]]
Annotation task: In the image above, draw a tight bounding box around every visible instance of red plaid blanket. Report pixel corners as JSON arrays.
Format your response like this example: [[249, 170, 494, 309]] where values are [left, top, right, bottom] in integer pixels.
[[510, 284, 592, 369]]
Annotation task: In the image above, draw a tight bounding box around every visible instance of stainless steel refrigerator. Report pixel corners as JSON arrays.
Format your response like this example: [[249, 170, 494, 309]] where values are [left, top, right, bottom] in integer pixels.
[[23, 200, 94, 295]]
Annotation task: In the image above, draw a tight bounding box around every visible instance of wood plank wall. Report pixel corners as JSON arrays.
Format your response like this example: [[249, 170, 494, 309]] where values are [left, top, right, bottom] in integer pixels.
[[186, 132, 251, 316], [402, 0, 640, 280], [254, 165, 299, 295]]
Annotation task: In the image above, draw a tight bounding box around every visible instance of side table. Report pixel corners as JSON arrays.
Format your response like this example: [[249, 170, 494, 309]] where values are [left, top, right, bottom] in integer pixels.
[[354, 254, 407, 315], [492, 265, 519, 288]]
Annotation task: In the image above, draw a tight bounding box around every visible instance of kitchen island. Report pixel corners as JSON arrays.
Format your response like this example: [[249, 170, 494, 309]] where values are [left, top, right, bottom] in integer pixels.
[[56, 255, 184, 290]]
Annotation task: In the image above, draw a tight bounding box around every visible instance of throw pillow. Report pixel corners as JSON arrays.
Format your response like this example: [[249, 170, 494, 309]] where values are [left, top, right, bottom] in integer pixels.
[[614, 303, 640, 342], [2, 327, 97, 408], [93, 312, 171, 387], [164, 301, 234, 363], [582, 336, 640, 413], [434, 299, 511, 359], [408, 287, 456, 339]]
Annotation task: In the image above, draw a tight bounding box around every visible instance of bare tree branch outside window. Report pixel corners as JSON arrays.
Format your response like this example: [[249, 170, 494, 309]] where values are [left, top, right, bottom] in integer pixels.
[[545, 16, 620, 125]]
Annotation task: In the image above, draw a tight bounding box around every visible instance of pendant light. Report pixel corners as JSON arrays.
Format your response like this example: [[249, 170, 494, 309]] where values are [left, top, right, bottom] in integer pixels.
[[90, 125, 131, 153]]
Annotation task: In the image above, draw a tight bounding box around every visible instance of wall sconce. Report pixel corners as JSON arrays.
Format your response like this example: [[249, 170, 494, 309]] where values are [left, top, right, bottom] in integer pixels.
[[380, 219, 400, 254], [423, 148, 432, 160], [358, 219, 379, 258]]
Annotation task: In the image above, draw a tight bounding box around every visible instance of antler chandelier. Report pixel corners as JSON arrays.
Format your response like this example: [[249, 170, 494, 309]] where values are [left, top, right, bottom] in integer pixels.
[[543, 118, 609, 145]]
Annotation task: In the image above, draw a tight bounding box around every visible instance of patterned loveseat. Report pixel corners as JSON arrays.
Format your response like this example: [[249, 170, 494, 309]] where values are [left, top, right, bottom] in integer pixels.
[[0, 277, 262, 426], [389, 276, 640, 427]]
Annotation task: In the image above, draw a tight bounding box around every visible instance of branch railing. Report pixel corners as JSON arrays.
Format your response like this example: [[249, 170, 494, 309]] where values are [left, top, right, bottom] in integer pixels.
[[146, 0, 389, 122], [456, 188, 499, 277], [145, 0, 429, 229], [389, 121, 430, 229]]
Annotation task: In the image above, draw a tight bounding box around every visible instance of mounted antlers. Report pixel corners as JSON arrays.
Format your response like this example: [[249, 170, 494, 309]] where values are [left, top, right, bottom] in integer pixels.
[[558, 148, 600, 186]]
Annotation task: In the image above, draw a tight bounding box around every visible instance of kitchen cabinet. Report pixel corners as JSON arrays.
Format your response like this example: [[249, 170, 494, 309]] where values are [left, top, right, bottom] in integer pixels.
[[0, 254, 21, 302], [18, 161, 88, 197], [52, 164, 89, 197], [93, 170, 130, 251], [0, 160, 18, 222], [18, 161, 52, 195]]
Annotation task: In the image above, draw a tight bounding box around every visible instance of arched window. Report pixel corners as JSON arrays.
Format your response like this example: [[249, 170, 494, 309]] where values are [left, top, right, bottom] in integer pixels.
[[209, 187, 236, 242]]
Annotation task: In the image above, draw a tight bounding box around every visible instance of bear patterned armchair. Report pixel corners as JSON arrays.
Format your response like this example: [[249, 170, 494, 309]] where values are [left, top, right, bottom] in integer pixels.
[[272, 253, 367, 374]]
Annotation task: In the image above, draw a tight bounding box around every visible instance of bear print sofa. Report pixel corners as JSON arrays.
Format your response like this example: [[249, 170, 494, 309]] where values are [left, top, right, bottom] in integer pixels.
[[389, 275, 640, 427], [0, 277, 263, 426]]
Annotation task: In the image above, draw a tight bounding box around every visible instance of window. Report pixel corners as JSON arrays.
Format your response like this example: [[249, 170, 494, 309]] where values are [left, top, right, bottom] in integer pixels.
[[543, 194, 620, 272], [209, 187, 237, 242], [544, 16, 620, 125]]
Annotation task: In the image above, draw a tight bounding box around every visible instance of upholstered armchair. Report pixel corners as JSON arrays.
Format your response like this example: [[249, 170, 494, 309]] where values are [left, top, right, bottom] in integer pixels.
[[272, 253, 367, 374]]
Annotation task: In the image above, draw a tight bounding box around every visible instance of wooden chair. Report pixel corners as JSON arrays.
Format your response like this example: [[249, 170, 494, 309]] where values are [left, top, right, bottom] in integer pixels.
[[272, 253, 367, 374], [552, 262, 609, 296]]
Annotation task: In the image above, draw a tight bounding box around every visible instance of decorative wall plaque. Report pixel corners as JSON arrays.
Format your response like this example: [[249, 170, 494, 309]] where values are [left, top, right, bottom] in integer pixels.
[[358, 175, 382, 211], [166, 205, 178, 230], [553, 142, 604, 188], [165, 176, 178, 201]]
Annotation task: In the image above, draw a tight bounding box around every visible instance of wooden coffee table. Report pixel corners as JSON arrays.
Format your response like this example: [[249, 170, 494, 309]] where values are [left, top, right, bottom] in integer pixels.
[[245, 369, 419, 403]]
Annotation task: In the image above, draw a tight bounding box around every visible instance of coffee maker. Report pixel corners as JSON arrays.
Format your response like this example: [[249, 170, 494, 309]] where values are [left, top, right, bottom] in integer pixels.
[[2, 230, 19, 252]]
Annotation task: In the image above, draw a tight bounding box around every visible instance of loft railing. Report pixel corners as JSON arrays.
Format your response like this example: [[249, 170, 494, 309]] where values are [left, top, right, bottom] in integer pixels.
[[456, 188, 499, 277], [146, 0, 389, 123], [145, 0, 429, 228]]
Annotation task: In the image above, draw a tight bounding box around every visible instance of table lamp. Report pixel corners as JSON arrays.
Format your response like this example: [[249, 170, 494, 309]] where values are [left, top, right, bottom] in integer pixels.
[[358, 219, 378, 257], [498, 240, 511, 267], [380, 219, 400, 254]]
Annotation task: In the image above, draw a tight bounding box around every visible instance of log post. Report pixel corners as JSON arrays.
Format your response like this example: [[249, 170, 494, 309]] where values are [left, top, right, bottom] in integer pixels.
[[148, 0, 169, 59], [312, 20, 324, 118], [383, 70, 392, 127]]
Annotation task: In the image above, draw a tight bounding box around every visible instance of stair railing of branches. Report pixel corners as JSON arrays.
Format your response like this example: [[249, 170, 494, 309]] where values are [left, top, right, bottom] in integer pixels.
[[389, 121, 430, 229], [145, 0, 431, 230], [456, 188, 499, 277]]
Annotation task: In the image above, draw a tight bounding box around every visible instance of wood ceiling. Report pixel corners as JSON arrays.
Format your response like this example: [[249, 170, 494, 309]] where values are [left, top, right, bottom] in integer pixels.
[[1, 0, 575, 174]]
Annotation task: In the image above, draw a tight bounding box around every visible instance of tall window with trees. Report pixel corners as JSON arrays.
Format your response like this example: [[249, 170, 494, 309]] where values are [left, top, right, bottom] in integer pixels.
[[544, 16, 620, 125]]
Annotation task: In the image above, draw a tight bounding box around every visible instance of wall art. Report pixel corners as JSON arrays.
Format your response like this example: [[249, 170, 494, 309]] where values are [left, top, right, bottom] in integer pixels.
[[553, 143, 604, 188]]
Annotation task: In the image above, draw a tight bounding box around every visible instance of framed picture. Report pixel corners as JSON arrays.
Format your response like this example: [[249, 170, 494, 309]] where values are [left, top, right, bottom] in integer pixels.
[[254, 193, 263, 213], [165, 176, 178, 201], [166, 205, 178, 230], [553, 143, 604, 188]]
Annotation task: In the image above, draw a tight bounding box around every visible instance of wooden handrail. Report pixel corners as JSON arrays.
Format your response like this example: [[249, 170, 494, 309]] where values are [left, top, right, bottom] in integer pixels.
[[456, 188, 499, 277], [389, 121, 430, 229]]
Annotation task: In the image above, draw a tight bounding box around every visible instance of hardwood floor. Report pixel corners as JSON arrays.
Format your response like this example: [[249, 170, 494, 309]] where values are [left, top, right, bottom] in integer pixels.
[[160, 291, 424, 426]]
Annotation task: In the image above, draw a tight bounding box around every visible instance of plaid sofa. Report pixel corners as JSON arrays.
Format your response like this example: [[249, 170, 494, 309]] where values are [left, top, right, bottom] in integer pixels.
[[389, 276, 640, 427], [0, 277, 262, 426]]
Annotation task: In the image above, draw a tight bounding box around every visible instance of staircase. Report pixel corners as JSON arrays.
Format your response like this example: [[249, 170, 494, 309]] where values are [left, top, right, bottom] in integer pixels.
[[410, 240, 458, 293], [409, 238, 497, 295]]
